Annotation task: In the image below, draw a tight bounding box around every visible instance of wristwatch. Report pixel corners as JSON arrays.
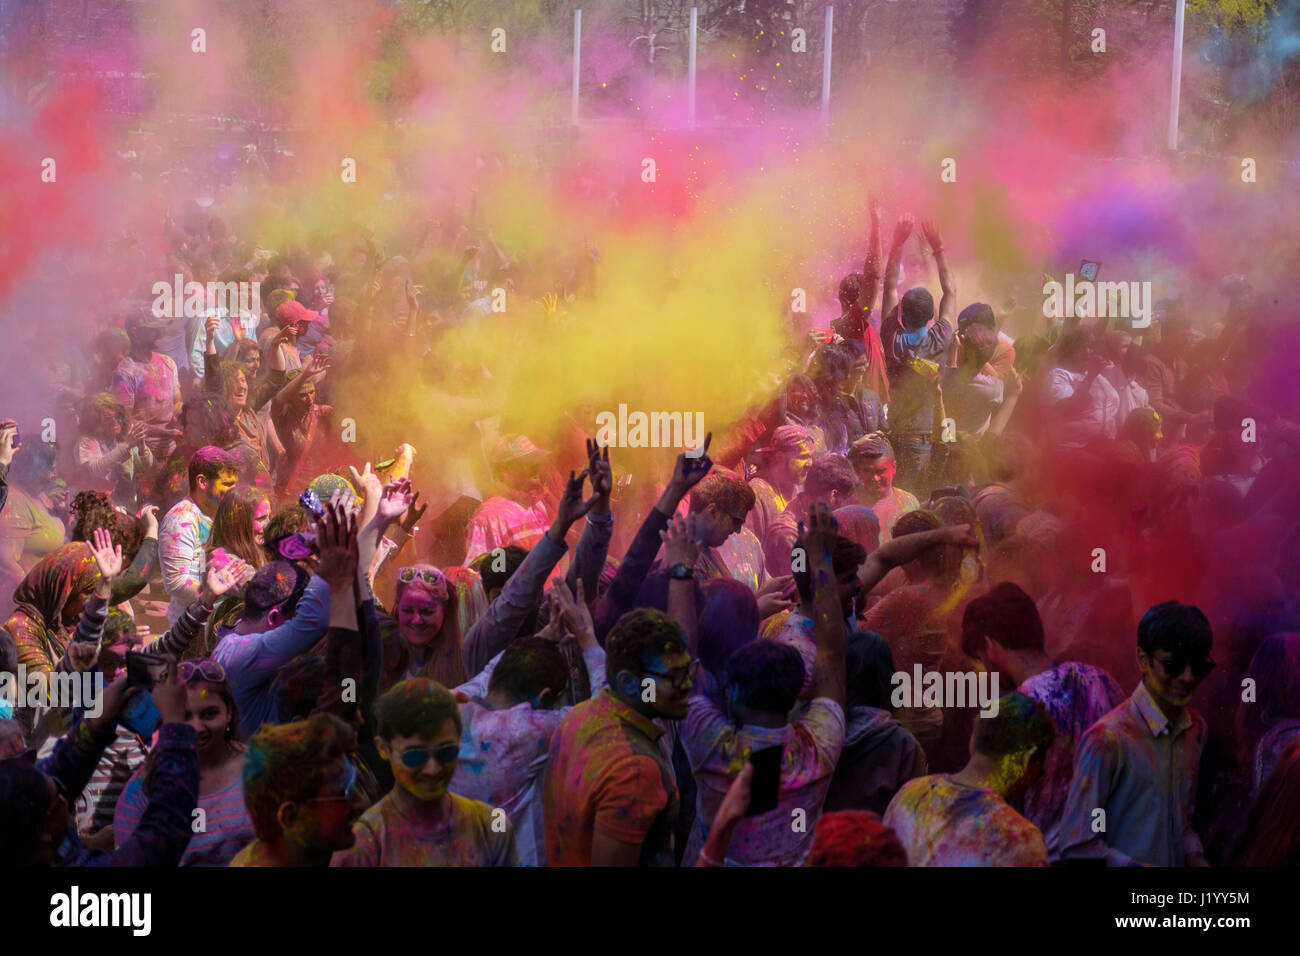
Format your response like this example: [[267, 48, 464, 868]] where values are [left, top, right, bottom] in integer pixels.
[[668, 563, 695, 581]]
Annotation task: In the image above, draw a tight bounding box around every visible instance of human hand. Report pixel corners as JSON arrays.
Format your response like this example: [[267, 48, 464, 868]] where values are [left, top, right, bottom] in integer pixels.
[[90, 527, 124, 580], [920, 218, 943, 253], [136, 504, 159, 539], [586, 438, 612, 508], [66, 640, 100, 673], [659, 512, 700, 568], [88, 674, 136, 733], [668, 432, 713, 493], [203, 555, 251, 603], [399, 489, 426, 533], [405, 280, 420, 314], [939, 523, 980, 552], [205, 314, 221, 347], [800, 501, 838, 568], [892, 214, 915, 246], [0, 419, 16, 467], [126, 420, 150, 446], [554, 468, 596, 530], [550, 578, 596, 649], [314, 491, 359, 586], [305, 352, 330, 380], [348, 461, 384, 503], [868, 192, 882, 223], [152, 657, 187, 725], [374, 478, 415, 524]]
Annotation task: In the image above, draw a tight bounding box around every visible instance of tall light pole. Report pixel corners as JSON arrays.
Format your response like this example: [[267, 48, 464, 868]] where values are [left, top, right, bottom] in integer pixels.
[[1168, 0, 1186, 150], [821, 6, 834, 129]]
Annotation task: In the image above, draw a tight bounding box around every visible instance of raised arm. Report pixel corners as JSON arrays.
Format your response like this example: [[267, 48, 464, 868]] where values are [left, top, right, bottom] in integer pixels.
[[566, 439, 614, 600], [658, 512, 700, 659], [860, 194, 883, 328], [920, 219, 956, 328], [880, 214, 915, 332], [859, 524, 978, 593], [805, 503, 846, 709]]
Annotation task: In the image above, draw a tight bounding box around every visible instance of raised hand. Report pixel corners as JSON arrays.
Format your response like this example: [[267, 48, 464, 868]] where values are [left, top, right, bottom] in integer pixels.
[[203, 555, 251, 603], [376, 478, 415, 524], [126, 420, 150, 446], [399, 489, 427, 533], [349, 461, 384, 502], [892, 214, 915, 247], [305, 352, 330, 379], [90, 527, 124, 580], [586, 438, 612, 506], [801, 501, 839, 568], [0, 419, 16, 467], [919, 218, 943, 253], [136, 504, 160, 539], [205, 314, 221, 348], [669, 431, 713, 492], [940, 523, 981, 553], [659, 512, 700, 569], [314, 491, 359, 586], [550, 578, 596, 648], [554, 468, 596, 530], [868, 192, 882, 223]]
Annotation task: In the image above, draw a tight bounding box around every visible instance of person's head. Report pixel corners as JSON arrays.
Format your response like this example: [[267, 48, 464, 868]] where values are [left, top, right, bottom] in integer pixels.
[[845, 632, 897, 711], [956, 322, 998, 372], [847, 433, 896, 504], [805, 455, 859, 509], [725, 640, 805, 724], [806, 810, 908, 867], [241, 560, 311, 630], [221, 361, 253, 410], [179, 659, 240, 756], [124, 308, 166, 353], [490, 435, 548, 499], [264, 504, 310, 546], [91, 327, 130, 371], [188, 446, 240, 514], [840, 339, 870, 394], [487, 637, 570, 709], [838, 273, 865, 312], [210, 485, 272, 567], [9, 440, 58, 491], [374, 679, 462, 803], [394, 566, 459, 651], [606, 608, 692, 720], [234, 340, 261, 377], [697, 578, 759, 681], [961, 582, 1046, 680], [957, 302, 996, 333], [12, 542, 103, 631], [968, 692, 1054, 802], [900, 287, 935, 333], [96, 608, 135, 679], [0, 760, 71, 866], [687, 470, 756, 548], [471, 547, 528, 603], [284, 369, 315, 412], [785, 373, 819, 421], [1056, 327, 1096, 372], [1136, 601, 1214, 711], [79, 392, 128, 442], [890, 509, 950, 583], [808, 343, 853, 396], [792, 530, 866, 612], [1241, 633, 1300, 738], [242, 713, 360, 855], [1236, 739, 1300, 866], [755, 425, 814, 488]]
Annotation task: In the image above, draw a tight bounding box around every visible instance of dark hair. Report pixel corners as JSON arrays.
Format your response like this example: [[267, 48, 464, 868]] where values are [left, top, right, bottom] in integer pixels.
[[488, 637, 570, 707], [806, 810, 908, 867], [242, 560, 310, 618], [698, 578, 759, 678], [271, 654, 327, 722], [971, 692, 1054, 760], [471, 546, 529, 593], [958, 323, 998, 369], [97, 609, 134, 674], [792, 532, 867, 603], [605, 609, 686, 684], [243, 713, 355, 842], [838, 273, 865, 309], [1057, 327, 1094, 362], [210, 485, 271, 569], [957, 302, 996, 330], [68, 491, 142, 559], [9, 441, 58, 489], [1136, 601, 1212, 657], [962, 582, 1045, 659], [187, 445, 239, 494], [725, 640, 804, 714], [900, 288, 935, 332], [809, 343, 853, 391], [264, 504, 310, 545], [0, 760, 55, 865], [889, 509, 945, 579], [688, 469, 756, 519], [805, 455, 858, 501], [374, 678, 462, 742], [848, 433, 894, 466], [845, 632, 896, 711], [79, 392, 128, 438]]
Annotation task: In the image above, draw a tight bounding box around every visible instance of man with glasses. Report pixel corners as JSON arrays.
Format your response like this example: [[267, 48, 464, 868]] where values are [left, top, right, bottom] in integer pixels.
[[333, 678, 517, 866], [544, 608, 692, 866], [1059, 601, 1215, 866]]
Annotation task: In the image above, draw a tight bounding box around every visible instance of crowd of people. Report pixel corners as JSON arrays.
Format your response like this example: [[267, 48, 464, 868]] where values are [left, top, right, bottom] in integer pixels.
[[1, 181, 1298, 868]]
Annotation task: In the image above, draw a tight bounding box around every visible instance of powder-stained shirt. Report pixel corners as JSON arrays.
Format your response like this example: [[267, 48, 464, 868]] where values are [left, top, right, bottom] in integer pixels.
[[463, 496, 552, 566], [1017, 661, 1124, 859], [115, 775, 254, 867], [1044, 367, 1120, 447], [682, 695, 845, 866], [745, 478, 790, 552], [450, 644, 607, 866], [112, 353, 180, 426], [158, 497, 212, 625], [870, 487, 920, 542], [1058, 680, 1206, 867], [543, 688, 679, 867], [331, 791, 517, 867], [884, 775, 1048, 866]]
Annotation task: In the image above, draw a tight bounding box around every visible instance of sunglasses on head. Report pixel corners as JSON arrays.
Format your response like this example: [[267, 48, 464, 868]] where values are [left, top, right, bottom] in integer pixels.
[[399, 567, 445, 587], [396, 743, 460, 769], [1151, 650, 1216, 679], [180, 660, 227, 684]]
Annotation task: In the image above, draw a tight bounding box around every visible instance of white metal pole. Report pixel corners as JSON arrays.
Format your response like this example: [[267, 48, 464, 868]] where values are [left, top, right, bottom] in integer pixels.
[[821, 6, 834, 128], [572, 9, 582, 124], [1168, 0, 1185, 150], [688, 8, 698, 128]]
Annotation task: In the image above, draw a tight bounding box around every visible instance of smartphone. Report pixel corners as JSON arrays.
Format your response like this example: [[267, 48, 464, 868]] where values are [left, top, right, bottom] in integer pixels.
[[121, 651, 167, 737], [1078, 260, 1101, 282], [745, 746, 784, 817]]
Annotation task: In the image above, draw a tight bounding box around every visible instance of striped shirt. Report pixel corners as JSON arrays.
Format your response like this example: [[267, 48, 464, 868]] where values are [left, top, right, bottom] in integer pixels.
[[115, 774, 254, 866]]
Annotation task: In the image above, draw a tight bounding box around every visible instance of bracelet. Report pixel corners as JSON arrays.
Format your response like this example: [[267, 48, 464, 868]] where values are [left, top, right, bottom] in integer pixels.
[[669, 563, 695, 581]]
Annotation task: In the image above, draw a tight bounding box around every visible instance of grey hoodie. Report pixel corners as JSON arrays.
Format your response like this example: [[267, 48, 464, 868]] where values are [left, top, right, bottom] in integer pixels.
[[823, 706, 927, 816]]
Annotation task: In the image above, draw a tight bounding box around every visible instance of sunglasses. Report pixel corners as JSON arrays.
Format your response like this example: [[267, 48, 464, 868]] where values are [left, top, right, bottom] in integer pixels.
[[305, 759, 357, 804], [644, 658, 700, 691], [1151, 652, 1216, 679], [396, 743, 460, 769], [399, 567, 446, 587], [180, 660, 227, 684]]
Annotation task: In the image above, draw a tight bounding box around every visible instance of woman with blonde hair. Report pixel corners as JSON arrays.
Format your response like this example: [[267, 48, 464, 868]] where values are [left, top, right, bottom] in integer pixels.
[[378, 564, 465, 690]]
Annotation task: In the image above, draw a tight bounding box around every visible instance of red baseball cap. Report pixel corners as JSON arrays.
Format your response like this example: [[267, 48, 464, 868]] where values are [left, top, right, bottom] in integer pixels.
[[274, 300, 320, 327]]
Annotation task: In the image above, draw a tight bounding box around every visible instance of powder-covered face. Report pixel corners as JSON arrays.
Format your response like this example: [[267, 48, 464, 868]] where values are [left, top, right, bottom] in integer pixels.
[[252, 498, 271, 546], [229, 371, 249, 408], [185, 684, 230, 754], [397, 589, 445, 647], [856, 457, 895, 503], [381, 720, 460, 803]]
